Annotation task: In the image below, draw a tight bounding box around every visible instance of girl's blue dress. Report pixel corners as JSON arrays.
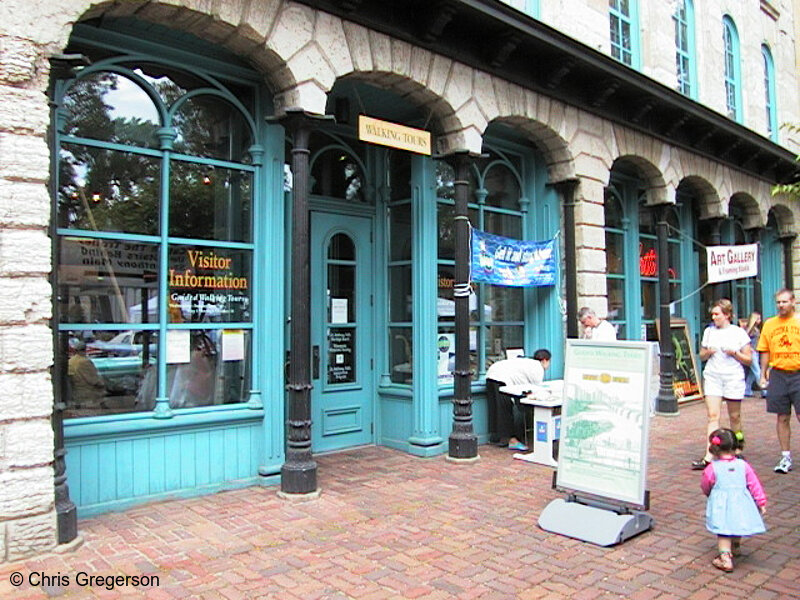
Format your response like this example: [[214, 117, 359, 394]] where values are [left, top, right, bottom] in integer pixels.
[[706, 460, 765, 536]]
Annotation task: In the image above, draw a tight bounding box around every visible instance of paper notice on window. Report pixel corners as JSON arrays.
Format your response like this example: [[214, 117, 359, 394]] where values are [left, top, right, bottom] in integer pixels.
[[331, 298, 348, 324], [222, 329, 245, 361], [166, 329, 191, 364]]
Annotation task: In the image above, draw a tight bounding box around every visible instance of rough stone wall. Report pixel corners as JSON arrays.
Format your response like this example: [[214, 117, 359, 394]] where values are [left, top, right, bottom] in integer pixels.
[[0, 31, 58, 561]]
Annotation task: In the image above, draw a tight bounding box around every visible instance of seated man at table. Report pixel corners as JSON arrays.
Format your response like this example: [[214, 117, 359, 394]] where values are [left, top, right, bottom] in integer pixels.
[[486, 349, 552, 451]]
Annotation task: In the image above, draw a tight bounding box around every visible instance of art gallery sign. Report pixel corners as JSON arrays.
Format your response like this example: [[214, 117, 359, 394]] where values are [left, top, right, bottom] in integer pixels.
[[706, 244, 758, 284]]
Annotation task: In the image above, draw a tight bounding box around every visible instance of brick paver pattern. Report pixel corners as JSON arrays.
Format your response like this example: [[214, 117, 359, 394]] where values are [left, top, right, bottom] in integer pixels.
[[2, 400, 799, 598]]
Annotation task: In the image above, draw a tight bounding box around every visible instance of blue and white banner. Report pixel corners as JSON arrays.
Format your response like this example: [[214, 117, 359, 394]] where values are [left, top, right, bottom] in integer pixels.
[[471, 229, 557, 287]]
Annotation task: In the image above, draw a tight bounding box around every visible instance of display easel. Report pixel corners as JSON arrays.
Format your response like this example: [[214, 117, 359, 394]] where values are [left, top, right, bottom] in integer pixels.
[[538, 340, 655, 546]]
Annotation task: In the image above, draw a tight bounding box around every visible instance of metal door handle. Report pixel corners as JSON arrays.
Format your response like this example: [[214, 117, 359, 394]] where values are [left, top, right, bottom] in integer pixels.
[[312, 345, 320, 379]]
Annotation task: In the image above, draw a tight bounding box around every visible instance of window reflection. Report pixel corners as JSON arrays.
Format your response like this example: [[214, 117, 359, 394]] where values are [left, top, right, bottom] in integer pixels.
[[161, 329, 251, 409], [310, 148, 365, 202], [59, 237, 159, 324], [168, 163, 252, 242], [172, 95, 253, 162], [484, 164, 521, 210], [62, 329, 158, 418], [58, 144, 160, 235], [63, 71, 160, 147]]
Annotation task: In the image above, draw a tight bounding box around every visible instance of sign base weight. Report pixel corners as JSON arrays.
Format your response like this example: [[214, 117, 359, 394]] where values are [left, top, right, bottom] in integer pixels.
[[538, 498, 653, 546]]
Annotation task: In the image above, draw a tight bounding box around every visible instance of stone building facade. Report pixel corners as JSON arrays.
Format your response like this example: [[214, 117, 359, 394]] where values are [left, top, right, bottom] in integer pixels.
[[0, 0, 798, 560]]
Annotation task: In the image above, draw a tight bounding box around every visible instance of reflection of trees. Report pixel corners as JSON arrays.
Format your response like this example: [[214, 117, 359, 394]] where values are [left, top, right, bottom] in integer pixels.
[[58, 70, 251, 239]]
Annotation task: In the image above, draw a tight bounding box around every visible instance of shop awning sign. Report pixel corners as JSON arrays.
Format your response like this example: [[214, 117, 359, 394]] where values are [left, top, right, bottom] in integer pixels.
[[706, 244, 758, 284], [471, 229, 557, 287], [358, 115, 431, 155]]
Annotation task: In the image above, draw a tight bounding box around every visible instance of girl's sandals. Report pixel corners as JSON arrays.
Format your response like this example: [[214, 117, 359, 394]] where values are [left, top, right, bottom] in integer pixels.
[[712, 551, 734, 572]]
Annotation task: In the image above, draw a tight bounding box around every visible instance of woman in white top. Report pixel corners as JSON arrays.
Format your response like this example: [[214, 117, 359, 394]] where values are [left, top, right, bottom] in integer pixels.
[[692, 299, 752, 469]]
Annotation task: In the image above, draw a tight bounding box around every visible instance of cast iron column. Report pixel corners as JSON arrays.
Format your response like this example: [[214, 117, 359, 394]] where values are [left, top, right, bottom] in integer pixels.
[[277, 110, 328, 495], [655, 206, 677, 415], [552, 179, 580, 338], [447, 152, 478, 460], [49, 54, 88, 544]]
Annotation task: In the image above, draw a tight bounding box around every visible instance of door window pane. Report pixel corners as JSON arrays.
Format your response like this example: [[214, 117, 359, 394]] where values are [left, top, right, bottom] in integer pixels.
[[328, 264, 355, 323], [329, 233, 355, 261]]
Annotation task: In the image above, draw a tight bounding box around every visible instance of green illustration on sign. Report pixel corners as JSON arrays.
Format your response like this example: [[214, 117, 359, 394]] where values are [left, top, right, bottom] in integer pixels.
[[556, 340, 653, 508]]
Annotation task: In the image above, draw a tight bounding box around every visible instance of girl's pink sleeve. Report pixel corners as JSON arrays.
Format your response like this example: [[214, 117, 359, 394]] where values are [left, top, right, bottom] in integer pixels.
[[744, 462, 767, 507], [700, 464, 715, 496]]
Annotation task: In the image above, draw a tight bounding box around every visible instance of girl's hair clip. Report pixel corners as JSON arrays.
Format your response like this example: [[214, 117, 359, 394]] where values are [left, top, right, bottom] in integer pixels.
[[711, 435, 721, 445]]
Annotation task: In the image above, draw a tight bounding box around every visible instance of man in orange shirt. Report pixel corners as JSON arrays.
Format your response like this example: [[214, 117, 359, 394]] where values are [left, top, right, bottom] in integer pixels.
[[757, 288, 800, 473]]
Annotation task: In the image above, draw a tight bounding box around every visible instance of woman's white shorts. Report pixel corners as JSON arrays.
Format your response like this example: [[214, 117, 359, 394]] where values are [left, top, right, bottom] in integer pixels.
[[702, 371, 745, 400]]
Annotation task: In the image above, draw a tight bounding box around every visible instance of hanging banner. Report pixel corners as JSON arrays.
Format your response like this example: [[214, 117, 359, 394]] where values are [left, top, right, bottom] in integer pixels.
[[706, 244, 758, 284], [471, 229, 557, 287]]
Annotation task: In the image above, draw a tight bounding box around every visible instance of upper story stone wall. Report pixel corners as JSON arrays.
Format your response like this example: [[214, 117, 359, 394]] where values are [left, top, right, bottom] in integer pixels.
[[535, 0, 800, 151]]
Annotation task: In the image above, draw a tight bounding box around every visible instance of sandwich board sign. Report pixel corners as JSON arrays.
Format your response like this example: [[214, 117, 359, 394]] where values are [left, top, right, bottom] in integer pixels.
[[538, 339, 654, 546]]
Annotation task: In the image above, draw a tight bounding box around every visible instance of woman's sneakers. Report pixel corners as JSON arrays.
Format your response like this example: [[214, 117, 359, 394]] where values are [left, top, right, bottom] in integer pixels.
[[774, 455, 792, 474]]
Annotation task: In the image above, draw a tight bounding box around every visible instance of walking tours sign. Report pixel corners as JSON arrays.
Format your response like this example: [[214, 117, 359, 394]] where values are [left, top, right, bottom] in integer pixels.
[[706, 244, 758, 284]]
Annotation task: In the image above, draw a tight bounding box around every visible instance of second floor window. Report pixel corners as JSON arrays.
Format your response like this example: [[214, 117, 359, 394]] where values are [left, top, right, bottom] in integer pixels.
[[673, 0, 695, 97], [610, 0, 636, 67], [723, 16, 742, 122], [762, 44, 778, 142]]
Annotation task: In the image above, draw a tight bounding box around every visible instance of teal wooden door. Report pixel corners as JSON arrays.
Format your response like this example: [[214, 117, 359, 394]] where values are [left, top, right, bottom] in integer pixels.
[[310, 212, 374, 452]]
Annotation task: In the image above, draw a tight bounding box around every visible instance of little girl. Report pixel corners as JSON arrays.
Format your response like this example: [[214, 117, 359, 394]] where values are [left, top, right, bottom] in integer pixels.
[[700, 428, 767, 572]]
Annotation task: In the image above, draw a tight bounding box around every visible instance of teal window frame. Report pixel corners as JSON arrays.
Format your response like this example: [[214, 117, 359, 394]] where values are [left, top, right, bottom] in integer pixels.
[[762, 44, 779, 142], [500, 0, 539, 18], [723, 16, 743, 123], [609, 0, 640, 69], [435, 145, 527, 377], [673, 0, 697, 99], [605, 176, 686, 341], [54, 34, 264, 420]]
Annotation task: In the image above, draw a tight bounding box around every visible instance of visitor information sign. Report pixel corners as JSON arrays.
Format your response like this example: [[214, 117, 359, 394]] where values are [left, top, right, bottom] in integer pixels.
[[556, 340, 653, 508]]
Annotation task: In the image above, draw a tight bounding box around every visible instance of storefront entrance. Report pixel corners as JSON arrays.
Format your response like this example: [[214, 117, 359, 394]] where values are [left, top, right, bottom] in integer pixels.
[[310, 211, 375, 452]]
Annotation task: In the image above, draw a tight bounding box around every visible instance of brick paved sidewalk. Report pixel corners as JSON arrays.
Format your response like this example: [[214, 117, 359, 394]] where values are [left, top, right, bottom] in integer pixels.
[[2, 399, 799, 599]]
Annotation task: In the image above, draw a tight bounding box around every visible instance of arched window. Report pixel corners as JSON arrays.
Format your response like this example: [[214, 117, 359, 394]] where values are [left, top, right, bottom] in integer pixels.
[[762, 44, 778, 142], [723, 16, 742, 122], [309, 132, 367, 204], [56, 54, 260, 417], [673, 0, 696, 98], [609, 0, 640, 68]]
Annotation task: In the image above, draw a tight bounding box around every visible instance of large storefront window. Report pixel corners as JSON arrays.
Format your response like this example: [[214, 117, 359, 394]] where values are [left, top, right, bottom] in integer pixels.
[[388, 152, 413, 383], [56, 58, 257, 418], [605, 176, 683, 341], [436, 148, 525, 377]]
